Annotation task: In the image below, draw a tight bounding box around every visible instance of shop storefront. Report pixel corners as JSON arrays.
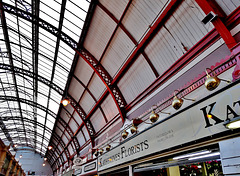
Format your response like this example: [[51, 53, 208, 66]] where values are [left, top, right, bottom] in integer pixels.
[[97, 79, 240, 176]]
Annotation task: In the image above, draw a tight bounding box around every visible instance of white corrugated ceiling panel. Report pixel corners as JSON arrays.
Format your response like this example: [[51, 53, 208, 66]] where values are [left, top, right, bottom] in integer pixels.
[[62, 134, 69, 144], [60, 110, 70, 124], [73, 111, 83, 125], [79, 91, 95, 114], [101, 28, 135, 77], [101, 95, 119, 122], [69, 119, 78, 133], [88, 74, 106, 100], [74, 56, 94, 85], [65, 103, 75, 116], [175, 0, 214, 42], [82, 126, 90, 141], [55, 126, 62, 136], [84, 6, 117, 60], [145, 0, 214, 75], [68, 144, 74, 155], [69, 77, 85, 102], [122, 0, 168, 42], [118, 54, 156, 104], [90, 108, 106, 132], [216, 0, 240, 15], [100, 0, 128, 20], [76, 131, 85, 146]]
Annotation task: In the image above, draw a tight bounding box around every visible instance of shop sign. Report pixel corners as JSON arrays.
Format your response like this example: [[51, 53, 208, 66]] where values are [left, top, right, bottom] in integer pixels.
[[84, 162, 96, 172], [98, 83, 240, 171], [78, 159, 97, 176]]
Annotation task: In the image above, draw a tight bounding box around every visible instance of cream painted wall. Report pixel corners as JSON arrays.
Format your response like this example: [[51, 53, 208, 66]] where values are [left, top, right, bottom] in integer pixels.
[[15, 150, 52, 176]]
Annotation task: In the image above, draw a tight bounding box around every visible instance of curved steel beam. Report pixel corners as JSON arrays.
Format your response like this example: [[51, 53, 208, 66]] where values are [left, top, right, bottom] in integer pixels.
[[0, 2, 127, 122], [0, 63, 95, 139]]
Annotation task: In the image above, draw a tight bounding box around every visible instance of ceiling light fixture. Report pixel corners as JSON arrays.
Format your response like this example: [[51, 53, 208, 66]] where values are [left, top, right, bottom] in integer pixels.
[[99, 148, 104, 155], [149, 105, 159, 123], [173, 150, 211, 160], [205, 68, 231, 91], [48, 146, 53, 150], [224, 116, 240, 129], [94, 150, 99, 157], [172, 90, 195, 110], [106, 144, 111, 152], [42, 163, 46, 167], [122, 130, 129, 139], [61, 98, 70, 106], [188, 152, 220, 160], [19, 154, 22, 158]]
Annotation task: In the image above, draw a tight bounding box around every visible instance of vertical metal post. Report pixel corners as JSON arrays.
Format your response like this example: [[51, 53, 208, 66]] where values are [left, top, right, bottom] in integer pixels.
[[129, 165, 133, 176]]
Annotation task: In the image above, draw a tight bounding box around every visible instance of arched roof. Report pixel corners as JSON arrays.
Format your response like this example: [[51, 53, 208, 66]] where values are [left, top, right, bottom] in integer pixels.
[[0, 0, 239, 172]]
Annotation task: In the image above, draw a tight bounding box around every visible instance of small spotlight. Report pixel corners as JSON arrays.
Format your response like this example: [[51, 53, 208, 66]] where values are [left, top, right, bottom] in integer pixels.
[[48, 146, 53, 150], [19, 154, 22, 158], [42, 163, 46, 166], [44, 158, 47, 161]]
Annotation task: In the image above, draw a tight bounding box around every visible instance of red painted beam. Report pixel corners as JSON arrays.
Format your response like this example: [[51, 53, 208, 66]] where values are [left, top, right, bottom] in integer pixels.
[[111, 0, 183, 85], [195, 0, 237, 50]]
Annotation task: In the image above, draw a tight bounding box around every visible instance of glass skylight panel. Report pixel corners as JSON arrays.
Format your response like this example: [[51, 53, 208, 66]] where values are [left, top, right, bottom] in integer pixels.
[[48, 99, 59, 114], [38, 55, 53, 80], [10, 46, 21, 58], [37, 143, 42, 149], [46, 120, 54, 131], [38, 82, 50, 97], [44, 130, 51, 139], [39, 28, 57, 47], [53, 73, 67, 89], [70, 0, 90, 12], [61, 23, 79, 42], [19, 38, 31, 49], [43, 140, 49, 146], [40, 0, 61, 28], [37, 93, 48, 108], [9, 35, 20, 47], [62, 0, 90, 41], [37, 108, 46, 120], [15, 75, 26, 88], [16, 0, 32, 13], [19, 19, 32, 36], [5, 13, 17, 26], [37, 115, 45, 125], [38, 41, 55, 59], [2, 0, 15, 6], [50, 88, 61, 102]]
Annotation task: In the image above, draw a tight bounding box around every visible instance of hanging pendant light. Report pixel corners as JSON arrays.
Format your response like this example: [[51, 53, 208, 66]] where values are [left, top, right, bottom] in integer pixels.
[[106, 144, 111, 152], [205, 68, 231, 91], [172, 90, 195, 110], [94, 150, 99, 157], [172, 90, 184, 110], [149, 110, 159, 123], [99, 148, 104, 155], [130, 125, 138, 134], [122, 130, 128, 139]]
